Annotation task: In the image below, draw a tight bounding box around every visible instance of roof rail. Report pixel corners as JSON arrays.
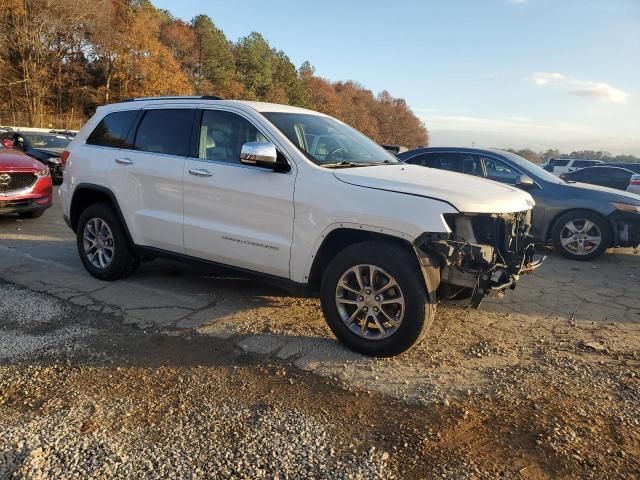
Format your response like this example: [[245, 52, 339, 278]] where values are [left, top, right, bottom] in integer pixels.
[[120, 95, 223, 102]]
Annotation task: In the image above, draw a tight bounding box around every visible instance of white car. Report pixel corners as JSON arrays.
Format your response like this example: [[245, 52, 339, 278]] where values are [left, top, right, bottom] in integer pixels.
[[541, 158, 604, 177], [629, 174, 640, 195], [59, 97, 541, 356]]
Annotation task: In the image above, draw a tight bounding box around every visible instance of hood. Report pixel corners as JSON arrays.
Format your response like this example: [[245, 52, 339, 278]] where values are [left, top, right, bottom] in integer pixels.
[[333, 164, 535, 214], [0, 150, 46, 171], [567, 181, 640, 205]]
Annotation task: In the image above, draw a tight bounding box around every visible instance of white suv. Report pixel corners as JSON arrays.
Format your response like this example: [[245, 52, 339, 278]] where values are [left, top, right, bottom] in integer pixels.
[[60, 97, 541, 356], [542, 158, 604, 177]]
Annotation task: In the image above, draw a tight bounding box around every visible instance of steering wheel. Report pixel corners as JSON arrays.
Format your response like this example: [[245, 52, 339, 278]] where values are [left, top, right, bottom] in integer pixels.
[[324, 146, 347, 161]]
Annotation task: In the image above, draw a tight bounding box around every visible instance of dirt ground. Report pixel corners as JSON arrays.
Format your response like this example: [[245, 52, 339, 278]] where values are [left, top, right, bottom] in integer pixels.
[[0, 190, 639, 479]]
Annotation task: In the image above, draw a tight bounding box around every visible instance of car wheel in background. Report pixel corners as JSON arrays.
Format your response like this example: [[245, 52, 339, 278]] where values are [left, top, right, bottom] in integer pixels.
[[320, 241, 434, 357], [551, 209, 611, 261], [76, 202, 139, 280]]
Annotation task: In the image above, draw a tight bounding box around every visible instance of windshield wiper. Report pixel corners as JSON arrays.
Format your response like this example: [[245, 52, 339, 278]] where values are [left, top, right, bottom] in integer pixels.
[[321, 160, 393, 169]]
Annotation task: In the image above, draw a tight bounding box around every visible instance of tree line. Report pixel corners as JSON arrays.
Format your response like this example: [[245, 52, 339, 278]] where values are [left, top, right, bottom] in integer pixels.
[[0, 0, 428, 148], [506, 149, 640, 164]]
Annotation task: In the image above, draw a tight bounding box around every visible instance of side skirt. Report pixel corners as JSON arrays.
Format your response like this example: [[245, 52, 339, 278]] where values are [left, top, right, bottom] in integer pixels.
[[133, 245, 312, 297]]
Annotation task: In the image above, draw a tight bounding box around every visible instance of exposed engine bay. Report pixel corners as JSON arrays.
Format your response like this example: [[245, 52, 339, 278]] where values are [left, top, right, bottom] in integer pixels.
[[415, 211, 544, 308]]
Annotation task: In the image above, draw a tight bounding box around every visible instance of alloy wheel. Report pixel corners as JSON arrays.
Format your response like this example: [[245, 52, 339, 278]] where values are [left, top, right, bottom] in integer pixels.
[[559, 219, 602, 256], [83, 217, 115, 269], [335, 264, 405, 340]]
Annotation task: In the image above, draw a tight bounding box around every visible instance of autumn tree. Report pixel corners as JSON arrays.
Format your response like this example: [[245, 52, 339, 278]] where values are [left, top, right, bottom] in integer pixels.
[[0, 0, 428, 147], [192, 15, 238, 97], [0, 0, 98, 126]]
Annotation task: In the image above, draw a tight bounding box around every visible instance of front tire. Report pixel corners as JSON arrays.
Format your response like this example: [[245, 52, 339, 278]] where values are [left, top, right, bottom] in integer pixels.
[[551, 210, 611, 261], [320, 241, 434, 357], [76, 202, 139, 280]]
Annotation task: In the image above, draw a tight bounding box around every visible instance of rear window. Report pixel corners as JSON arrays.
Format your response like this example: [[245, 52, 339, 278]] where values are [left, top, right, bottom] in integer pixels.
[[133, 109, 194, 157], [87, 110, 138, 148]]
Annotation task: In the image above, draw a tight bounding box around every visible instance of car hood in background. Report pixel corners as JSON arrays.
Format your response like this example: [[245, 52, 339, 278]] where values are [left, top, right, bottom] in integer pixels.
[[566, 181, 640, 204], [333, 164, 535, 213], [0, 150, 46, 171]]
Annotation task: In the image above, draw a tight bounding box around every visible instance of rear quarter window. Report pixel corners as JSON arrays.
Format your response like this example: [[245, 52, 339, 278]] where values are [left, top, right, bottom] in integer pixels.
[[86, 110, 139, 148]]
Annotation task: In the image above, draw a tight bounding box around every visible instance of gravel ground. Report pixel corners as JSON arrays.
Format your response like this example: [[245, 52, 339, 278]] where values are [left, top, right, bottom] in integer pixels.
[[0, 284, 406, 480]]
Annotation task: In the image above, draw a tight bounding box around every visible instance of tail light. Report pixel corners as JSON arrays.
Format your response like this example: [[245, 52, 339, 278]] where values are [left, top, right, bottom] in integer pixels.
[[61, 150, 70, 167], [630, 178, 640, 186]]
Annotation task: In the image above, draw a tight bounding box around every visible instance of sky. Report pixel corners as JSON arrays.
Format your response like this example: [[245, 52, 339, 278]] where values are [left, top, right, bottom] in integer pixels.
[[153, 0, 640, 155]]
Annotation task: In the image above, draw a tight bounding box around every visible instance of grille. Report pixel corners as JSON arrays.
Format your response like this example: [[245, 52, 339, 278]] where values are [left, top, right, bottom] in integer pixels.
[[0, 199, 31, 209], [0, 172, 37, 193]]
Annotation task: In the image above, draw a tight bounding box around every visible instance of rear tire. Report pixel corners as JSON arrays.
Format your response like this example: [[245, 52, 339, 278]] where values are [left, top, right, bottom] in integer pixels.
[[551, 210, 611, 261], [320, 241, 434, 357], [76, 202, 139, 280]]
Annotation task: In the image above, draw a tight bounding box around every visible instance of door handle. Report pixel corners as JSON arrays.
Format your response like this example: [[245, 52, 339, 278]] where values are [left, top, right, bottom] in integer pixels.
[[115, 157, 133, 165], [188, 168, 212, 177]]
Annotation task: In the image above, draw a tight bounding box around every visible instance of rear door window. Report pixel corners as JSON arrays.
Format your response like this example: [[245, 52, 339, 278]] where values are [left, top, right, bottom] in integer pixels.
[[409, 153, 483, 176], [133, 109, 195, 156], [87, 110, 139, 148], [572, 160, 599, 168]]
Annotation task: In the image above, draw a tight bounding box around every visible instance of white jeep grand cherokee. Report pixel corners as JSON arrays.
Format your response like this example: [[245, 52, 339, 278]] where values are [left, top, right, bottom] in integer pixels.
[[60, 96, 541, 357]]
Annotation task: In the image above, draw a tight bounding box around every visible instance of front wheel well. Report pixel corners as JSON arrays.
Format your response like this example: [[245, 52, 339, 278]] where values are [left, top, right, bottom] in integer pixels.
[[307, 228, 420, 292]]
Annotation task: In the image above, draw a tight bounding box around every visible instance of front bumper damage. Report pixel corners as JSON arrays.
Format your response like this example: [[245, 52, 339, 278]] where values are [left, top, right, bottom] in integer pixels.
[[415, 210, 544, 308], [610, 211, 640, 248]]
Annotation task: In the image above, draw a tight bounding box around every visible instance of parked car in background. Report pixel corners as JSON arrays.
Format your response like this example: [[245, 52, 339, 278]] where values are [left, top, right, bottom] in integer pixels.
[[0, 136, 14, 149], [541, 158, 603, 176], [399, 148, 640, 261], [50, 129, 77, 138], [560, 166, 635, 191], [0, 131, 70, 184], [628, 174, 640, 195], [60, 96, 542, 357], [0, 148, 52, 218]]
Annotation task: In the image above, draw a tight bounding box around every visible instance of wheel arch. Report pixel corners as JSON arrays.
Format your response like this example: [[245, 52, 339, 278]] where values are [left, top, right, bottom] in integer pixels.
[[546, 208, 614, 245], [70, 184, 134, 244], [306, 227, 436, 297]]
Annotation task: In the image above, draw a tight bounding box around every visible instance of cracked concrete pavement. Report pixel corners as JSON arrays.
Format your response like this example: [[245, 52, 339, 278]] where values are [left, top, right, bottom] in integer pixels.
[[1, 189, 639, 405]]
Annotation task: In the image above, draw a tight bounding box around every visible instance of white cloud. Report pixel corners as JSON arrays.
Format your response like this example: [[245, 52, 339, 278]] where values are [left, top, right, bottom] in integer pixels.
[[529, 72, 629, 104]]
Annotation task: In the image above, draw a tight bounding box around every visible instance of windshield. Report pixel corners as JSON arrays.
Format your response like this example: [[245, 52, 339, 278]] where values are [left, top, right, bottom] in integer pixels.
[[23, 133, 70, 149], [498, 151, 565, 184], [262, 112, 398, 166]]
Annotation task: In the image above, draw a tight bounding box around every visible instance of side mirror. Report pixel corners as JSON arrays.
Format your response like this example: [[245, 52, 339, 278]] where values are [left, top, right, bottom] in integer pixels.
[[240, 141, 279, 168], [516, 175, 535, 188]]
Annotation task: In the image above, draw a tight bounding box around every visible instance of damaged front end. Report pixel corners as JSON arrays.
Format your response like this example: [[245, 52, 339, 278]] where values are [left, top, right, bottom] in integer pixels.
[[415, 211, 544, 308]]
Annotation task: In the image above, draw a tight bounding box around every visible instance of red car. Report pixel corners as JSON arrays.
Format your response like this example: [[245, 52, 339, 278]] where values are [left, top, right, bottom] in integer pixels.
[[0, 147, 52, 218]]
